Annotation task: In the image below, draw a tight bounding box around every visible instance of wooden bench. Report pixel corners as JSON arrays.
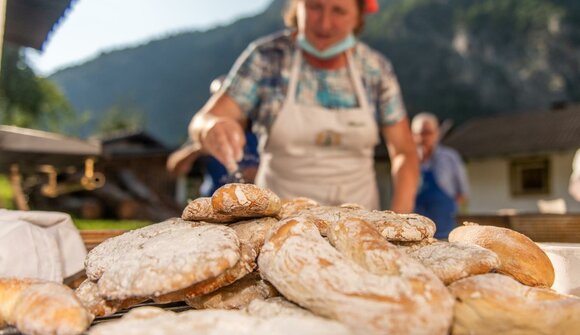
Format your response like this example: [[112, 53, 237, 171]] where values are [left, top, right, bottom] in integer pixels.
[[80, 230, 127, 251]]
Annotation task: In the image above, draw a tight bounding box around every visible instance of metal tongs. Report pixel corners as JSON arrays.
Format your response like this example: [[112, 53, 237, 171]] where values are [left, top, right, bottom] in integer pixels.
[[228, 162, 246, 184]]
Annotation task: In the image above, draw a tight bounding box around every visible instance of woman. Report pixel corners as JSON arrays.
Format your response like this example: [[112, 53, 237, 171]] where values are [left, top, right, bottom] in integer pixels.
[[189, 0, 418, 212]]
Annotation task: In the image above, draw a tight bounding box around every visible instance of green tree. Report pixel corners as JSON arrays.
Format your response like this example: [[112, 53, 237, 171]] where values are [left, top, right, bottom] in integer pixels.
[[96, 100, 145, 136], [0, 45, 76, 134]]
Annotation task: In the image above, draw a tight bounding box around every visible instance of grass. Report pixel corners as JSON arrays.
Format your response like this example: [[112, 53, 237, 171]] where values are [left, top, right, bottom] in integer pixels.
[[73, 219, 151, 230]]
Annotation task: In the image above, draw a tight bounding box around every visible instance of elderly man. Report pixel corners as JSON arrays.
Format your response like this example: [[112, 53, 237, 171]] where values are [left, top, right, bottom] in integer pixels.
[[412, 112, 469, 239]]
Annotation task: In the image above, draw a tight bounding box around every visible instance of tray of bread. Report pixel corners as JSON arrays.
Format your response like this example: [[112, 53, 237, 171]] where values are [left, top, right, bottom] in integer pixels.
[[1, 183, 578, 335]]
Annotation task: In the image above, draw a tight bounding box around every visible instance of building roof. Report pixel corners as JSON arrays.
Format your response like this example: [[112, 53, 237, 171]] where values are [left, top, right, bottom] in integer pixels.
[[443, 105, 580, 159], [99, 130, 170, 158], [0, 125, 101, 173], [4, 0, 74, 50]]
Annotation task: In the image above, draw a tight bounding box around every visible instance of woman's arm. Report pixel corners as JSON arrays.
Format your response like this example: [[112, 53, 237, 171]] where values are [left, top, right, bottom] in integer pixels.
[[189, 93, 247, 172], [381, 117, 420, 213]]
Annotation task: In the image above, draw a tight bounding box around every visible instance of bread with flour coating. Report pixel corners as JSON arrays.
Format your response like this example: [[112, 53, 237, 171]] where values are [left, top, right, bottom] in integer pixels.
[[0, 277, 92, 335], [212, 183, 281, 217], [449, 223, 554, 287], [181, 197, 238, 223], [449, 273, 580, 335], [258, 216, 454, 335]]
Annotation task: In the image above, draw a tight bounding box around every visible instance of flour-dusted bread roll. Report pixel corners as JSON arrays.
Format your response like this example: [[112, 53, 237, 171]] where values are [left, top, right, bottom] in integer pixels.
[[88, 306, 356, 335], [212, 183, 281, 217], [404, 241, 500, 285], [86, 218, 241, 300], [0, 278, 93, 335], [154, 217, 277, 304], [297, 206, 436, 241], [449, 223, 555, 287], [181, 197, 239, 223], [277, 197, 320, 219], [449, 273, 580, 335], [245, 297, 313, 318], [75, 279, 145, 317], [258, 216, 454, 335], [184, 272, 278, 310]]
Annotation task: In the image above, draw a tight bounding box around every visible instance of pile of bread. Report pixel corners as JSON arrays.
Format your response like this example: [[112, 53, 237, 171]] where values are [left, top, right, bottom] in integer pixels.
[[1, 183, 579, 335]]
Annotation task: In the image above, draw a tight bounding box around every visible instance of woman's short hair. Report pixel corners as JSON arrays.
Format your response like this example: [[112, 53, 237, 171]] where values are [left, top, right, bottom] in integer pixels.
[[283, 0, 367, 35]]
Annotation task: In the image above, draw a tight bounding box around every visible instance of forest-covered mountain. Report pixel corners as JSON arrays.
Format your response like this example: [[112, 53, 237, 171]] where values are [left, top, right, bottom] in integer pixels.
[[50, 0, 580, 146]]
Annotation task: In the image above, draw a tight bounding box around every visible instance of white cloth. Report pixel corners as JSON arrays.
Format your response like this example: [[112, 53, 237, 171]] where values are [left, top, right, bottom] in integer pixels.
[[255, 50, 380, 209], [0, 210, 87, 282], [570, 149, 580, 202]]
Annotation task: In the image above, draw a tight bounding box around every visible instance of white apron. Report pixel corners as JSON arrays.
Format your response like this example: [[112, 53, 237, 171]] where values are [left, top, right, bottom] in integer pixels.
[[255, 49, 380, 209]]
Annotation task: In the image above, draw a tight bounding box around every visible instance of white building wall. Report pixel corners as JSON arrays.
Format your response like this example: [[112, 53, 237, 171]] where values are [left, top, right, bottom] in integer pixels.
[[466, 150, 580, 214]]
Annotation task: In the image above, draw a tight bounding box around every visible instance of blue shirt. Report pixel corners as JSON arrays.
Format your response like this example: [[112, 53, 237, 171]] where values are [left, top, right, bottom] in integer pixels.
[[421, 145, 469, 199]]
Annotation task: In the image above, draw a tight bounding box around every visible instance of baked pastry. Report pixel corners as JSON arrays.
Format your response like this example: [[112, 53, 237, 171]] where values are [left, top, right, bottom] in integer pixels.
[[86, 218, 241, 300], [258, 216, 454, 335], [75, 279, 145, 317], [0, 277, 92, 335], [449, 223, 555, 287], [297, 206, 436, 241], [88, 306, 355, 335], [404, 241, 500, 284], [212, 183, 281, 217], [154, 217, 277, 304], [185, 272, 278, 310], [245, 297, 313, 318], [181, 197, 239, 223], [277, 197, 320, 219], [449, 273, 580, 335]]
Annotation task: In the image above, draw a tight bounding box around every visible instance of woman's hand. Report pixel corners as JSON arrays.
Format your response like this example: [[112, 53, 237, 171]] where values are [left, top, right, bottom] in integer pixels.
[[201, 116, 246, 172], [189, 94, 247, 172]]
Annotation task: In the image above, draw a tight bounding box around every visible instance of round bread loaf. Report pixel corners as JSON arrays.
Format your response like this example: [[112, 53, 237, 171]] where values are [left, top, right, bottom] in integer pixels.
[[448, 273, 580, 335], [258, 216, 454, 335], [86, 218, 241, 300], [404, 241, 500, 285], [297, 206, 436, 241], [0, 278, 93, 335], [449, 223, 555, 287], [75, 279, 145, 317], [154, 217, 277, 304], [181, 197, 239, 223], [212, 183, 281, 217]]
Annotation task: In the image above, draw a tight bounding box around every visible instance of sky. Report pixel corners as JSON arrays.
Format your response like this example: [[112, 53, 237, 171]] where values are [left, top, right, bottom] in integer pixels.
[[25, 0, 273, 76]]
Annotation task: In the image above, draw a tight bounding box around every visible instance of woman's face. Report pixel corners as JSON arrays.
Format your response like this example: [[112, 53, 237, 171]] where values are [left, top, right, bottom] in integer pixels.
[[301, 0, 360, 51]]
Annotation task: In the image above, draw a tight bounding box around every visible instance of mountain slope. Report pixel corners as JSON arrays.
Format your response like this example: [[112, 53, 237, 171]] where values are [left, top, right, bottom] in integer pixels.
[[51, 0, 580, 146]]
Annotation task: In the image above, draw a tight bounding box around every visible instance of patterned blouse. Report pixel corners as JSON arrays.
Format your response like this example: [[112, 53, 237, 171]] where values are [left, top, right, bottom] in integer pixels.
[[222, 30, 407, 140]]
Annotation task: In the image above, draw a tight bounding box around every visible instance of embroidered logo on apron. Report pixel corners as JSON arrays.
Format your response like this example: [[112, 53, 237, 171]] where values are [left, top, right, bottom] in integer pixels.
[[315, 130, 342, 147]]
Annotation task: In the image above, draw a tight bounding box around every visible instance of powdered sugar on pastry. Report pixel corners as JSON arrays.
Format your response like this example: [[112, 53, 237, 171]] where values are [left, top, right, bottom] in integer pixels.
[[406, 241, 500, 284], [258, 216, 453, 335], [91, 219, 241, 300]]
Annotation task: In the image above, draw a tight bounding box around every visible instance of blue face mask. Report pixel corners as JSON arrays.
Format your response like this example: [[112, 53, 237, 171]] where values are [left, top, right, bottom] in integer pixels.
[[297, 33, 357, 59]]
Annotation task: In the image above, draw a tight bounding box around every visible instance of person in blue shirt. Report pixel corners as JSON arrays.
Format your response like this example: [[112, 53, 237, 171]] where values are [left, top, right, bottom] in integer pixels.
[[412, 112, 469, 239]]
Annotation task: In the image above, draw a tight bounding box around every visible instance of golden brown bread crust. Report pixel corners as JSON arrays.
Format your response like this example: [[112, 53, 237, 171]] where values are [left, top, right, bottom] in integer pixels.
[[0, 278, 92, 335], [181, 197, 239, 223], [448, 273, 580, 335], [449, 223, 555, 287], [184, 272, 279, 310], [212, 183, 281, 217], [258, 216, 454, 335], [276, 197, 320, 220]]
